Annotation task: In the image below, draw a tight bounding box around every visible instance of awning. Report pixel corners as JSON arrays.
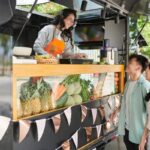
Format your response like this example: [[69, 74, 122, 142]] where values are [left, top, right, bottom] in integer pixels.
[[16, 0, 49, 5], [0, 0, 150, 26], [53, 0, 150, 16]]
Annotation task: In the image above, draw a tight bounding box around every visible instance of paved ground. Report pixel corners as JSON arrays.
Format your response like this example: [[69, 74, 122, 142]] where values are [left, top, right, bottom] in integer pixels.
[[0, 76, 11, 117], [0, 76, 11, 104], [104, 137, 126, 150]]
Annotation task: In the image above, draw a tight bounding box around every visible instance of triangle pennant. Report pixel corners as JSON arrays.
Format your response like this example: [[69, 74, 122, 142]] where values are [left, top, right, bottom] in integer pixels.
[[61, 140, 71, 150], [96, 125, 102, 138], [36, 118, 46, 142], [91, 108, 97, 124], [51, 114, 61, 133], [0, 116, 11, 141], [64, 107, 72, 126], [72, 131, 78, 149], [85, 127, 92, 142], [19, 120, 31, 143], [81, 105, 87, 122]]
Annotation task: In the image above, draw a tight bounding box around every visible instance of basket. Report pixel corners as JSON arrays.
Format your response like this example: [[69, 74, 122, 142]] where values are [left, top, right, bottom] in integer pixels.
[[36, 58, 57, 64]]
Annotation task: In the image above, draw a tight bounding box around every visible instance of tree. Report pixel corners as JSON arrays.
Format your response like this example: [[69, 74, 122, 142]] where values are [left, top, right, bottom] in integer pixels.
[[129, 15, 150, 58], [0, 34, 11, 76]]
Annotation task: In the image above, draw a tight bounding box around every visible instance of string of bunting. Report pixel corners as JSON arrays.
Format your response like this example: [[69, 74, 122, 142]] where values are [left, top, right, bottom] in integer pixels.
[[55, 123, 104, 150], [0, 105, 101, 143]]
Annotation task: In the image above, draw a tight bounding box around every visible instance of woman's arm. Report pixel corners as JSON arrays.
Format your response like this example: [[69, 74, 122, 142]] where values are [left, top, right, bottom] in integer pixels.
[[62, 39, 74, 58], [62, 43, 88, 59], [33, 26, 52, 55]]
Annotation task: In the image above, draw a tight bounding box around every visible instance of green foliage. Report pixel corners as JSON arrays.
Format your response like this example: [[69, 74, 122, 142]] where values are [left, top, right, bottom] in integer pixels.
[[20, 79, 52, 101], [18, 2, 66, 16], [130, 15, 150, 58]]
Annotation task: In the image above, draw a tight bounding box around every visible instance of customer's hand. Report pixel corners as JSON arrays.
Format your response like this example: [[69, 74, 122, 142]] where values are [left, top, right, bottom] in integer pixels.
[[139, 138, 146, 150]]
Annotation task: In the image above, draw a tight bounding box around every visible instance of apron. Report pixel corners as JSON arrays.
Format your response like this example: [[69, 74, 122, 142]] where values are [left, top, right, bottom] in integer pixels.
[[44, 27, 65, 57]]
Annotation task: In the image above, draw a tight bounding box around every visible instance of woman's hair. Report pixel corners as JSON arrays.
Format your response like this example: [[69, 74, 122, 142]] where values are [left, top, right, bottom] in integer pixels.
[[145, 63, 150, 102], [52, 8, 77, 48]]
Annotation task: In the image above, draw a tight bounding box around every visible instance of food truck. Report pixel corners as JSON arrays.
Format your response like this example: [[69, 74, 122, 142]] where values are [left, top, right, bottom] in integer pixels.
[[0, 0, 149, 150]]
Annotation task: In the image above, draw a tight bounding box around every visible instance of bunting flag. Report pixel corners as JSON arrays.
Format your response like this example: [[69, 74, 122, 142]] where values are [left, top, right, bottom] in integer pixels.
[[64, 107, 72, 126], [91, 108, 97, 124], [115, 95, 120, 108], [51, 114, 61, 133], [85, 127, 92, 142], [0, 116, 11, 141], [108, 96, 116, 111], [19, 120, 31, 143], [61, 140, 71, 150], [106, 121, 111, 130], [96, 125, 102, 138], [35, 118, 46, 142], [81, 105, 87, 122], [99, 106, 105, 120], [72, 131, 78, 149], [108, 96, 113, 108]]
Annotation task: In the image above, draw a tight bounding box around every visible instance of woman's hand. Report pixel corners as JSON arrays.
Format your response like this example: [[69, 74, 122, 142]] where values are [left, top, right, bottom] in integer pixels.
[[74, 53, 88, 59]]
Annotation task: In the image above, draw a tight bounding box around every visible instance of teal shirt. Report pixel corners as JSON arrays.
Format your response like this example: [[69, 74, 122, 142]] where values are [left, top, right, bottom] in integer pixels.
[[118, 75, 150, 144]]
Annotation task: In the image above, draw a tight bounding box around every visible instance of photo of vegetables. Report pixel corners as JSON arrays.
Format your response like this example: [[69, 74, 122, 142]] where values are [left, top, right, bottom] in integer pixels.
[[17, 73, 120, 119], [52, 74, 93, 108]]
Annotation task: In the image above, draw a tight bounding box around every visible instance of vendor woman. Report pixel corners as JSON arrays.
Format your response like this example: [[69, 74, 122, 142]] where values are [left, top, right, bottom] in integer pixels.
[[33, 8, 87, 59]]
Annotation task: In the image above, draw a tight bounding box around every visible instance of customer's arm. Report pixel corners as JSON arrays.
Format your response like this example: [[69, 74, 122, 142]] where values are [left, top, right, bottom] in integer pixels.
[[147, 101, 150, 130], [139, 123, 148, 150], [33, 26, 52, 55]]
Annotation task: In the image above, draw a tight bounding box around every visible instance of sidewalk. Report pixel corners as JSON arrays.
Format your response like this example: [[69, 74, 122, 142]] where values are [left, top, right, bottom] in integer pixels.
[[104, 137, 126, 150], [0, 76, 11, 104]]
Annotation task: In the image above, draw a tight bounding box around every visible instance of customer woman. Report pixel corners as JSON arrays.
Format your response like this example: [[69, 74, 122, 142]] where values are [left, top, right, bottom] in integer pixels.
[[33, 8, 87, 58], [145, 64, 150, 150]]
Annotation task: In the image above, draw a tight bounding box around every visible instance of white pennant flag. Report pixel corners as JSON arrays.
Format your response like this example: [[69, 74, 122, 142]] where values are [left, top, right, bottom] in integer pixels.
[[52, 114, 61, 133], [96, 125, 102, 138], [19, 120, 31, 143], [72, 131, 78, 149], [81, 105, 87, 122], [64, 107, 72, 126], [0, 116, 11, 141], [36, 119, 46, 142], [91, 108, 97, 124]]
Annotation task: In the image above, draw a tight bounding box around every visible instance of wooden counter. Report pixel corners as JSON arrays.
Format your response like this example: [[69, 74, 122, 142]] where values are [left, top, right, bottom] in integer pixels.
[[13, 64, 124, 77]]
